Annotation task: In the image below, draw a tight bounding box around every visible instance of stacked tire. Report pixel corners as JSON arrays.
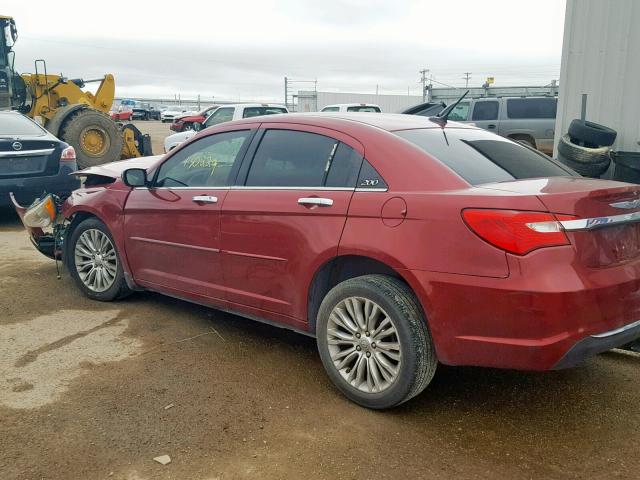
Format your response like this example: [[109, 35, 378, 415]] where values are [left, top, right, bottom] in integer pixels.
[[557, 119, 617, 178]]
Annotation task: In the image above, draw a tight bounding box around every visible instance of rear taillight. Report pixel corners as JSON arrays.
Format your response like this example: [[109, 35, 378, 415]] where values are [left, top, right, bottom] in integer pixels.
[[462, 209, 573, 255], [60, 146, 76, 162]]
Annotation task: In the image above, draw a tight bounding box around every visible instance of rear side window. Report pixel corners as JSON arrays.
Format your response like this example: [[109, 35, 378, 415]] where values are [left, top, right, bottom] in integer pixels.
[[0, 114, 46, 136], [325, 143, 363, 187], [346, 106, 381, 112], [246, 130, 338, 187], [472, 101, 499, 121], [242, 107, 288, 118], [321, 107, 340, 112], [395, 128, 575, 186], [506, 98, 557, 119]]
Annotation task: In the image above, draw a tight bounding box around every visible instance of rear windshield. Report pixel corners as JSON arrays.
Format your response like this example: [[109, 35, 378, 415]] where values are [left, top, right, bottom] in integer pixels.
[[395, 128, 575, 185], [0, 114, 46, 136], [346, 106, 381, 112], [242, 107, 287, 118]]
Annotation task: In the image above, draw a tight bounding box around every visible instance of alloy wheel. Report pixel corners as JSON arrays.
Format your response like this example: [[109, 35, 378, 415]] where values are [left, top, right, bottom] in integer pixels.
[[326, 297, 402, 393], [74, 229, 118, 292]]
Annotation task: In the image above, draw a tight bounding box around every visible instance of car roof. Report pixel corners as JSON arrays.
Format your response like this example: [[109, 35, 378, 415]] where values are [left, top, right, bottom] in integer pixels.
[[228, 112, 476, 132]]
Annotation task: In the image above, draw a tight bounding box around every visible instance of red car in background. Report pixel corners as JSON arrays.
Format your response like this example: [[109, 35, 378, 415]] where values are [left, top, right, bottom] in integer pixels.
[[15, 113, 640, 409], [109, 105, 133, 121], [170, 105, 219, 132]]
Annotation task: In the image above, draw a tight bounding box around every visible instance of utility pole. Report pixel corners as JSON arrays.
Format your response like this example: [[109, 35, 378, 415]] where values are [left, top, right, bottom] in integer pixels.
[[462, 72, 472, 88], [284, 77, 288, 109], [419, 69, 429, 102]]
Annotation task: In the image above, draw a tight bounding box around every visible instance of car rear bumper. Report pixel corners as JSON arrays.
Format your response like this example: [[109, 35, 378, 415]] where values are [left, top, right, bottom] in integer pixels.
[[405, 248, 640, 371], [0, 167, 80, 206], [553, 319, 640, 369]]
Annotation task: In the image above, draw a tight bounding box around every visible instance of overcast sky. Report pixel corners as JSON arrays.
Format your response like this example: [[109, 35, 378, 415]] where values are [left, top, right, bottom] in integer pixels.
[[5, 0, 566, 102]]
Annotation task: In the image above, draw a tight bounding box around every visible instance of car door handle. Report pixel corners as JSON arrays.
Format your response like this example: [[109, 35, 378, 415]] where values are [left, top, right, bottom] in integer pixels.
[[192, 195, 218, 204], [487, 124, 497, 129], [298, 197, 333, 207]]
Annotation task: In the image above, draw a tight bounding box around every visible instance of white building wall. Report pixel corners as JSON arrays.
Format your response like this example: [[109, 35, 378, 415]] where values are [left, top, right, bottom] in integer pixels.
[[555, 0, 640, 153], [297, 91, 423, 113]]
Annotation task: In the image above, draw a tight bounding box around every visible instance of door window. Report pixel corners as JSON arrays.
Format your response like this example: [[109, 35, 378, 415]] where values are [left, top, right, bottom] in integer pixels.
[[472, 101, 499, 121], [204, 107, 235, 127], [321, 106, 340, 112], [245, 130, 362, 188], [155, 130, 251, 187], [447, 102, 470, 121]]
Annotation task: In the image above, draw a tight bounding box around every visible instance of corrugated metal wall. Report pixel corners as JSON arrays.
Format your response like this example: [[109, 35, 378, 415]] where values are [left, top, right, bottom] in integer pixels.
[[297, 91, 423, 113], [555, 0, 640, 153]]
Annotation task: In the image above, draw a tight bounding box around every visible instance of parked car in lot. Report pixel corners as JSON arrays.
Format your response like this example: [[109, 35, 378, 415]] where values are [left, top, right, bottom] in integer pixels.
[[170, 105, 219, 132], [406, 96, 557, 154], [109, 105, 134, 122], [163, 103, 288, 152], [14, 112, 640, 409], [161, 106, 195, 123], [132, 103, 161, 121], [0, 111, 79, 206], [320, 103, 381, 112]]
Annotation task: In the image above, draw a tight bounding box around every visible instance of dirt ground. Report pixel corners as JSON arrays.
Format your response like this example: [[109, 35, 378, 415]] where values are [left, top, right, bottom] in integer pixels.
[[1, 122, 640, 479]]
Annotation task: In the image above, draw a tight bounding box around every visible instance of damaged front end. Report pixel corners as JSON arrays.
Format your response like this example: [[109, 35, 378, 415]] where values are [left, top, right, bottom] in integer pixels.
[[10, 192, 68, 260]]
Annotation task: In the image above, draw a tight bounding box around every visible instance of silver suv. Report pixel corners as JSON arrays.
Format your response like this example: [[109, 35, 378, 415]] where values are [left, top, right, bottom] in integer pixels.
[[445, 96, 557, 155]]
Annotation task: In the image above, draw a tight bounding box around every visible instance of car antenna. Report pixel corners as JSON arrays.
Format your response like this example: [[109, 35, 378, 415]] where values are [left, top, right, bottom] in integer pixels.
[[429, 90, 469, 127]]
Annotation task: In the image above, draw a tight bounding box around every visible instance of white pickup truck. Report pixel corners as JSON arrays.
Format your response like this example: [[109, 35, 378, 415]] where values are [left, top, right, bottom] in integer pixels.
[[163, 103, 288, 152]]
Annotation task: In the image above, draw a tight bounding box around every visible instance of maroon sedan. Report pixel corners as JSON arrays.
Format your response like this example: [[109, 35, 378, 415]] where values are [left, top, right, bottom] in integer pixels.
[[16, 113, 640, 408], [170, 105, 219, 132]]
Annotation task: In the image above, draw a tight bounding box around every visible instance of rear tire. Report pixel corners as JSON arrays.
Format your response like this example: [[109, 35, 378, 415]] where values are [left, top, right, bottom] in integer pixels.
[[316, 274, 437, 409], [68, 217, 132, 301], [59, 109, 123, 168]]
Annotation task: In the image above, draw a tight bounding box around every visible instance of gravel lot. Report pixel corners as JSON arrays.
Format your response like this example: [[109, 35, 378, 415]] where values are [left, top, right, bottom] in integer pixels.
[[1, 121, 639, 479]]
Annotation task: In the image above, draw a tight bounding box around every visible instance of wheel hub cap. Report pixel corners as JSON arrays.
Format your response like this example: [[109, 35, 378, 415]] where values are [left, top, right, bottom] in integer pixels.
[[326, 297, 402, 394], [74, 229, 117, 293]]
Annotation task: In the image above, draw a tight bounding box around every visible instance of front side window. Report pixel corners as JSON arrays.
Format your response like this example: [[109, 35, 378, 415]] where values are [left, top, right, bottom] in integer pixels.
[[472, 101, 499, 121], [155, 130, 251, 187], [204, 107, 235, 127], [447, 102, 470, 121]]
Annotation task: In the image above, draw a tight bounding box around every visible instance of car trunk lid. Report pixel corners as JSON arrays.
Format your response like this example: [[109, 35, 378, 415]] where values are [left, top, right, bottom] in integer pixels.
[[482, 177, 640, 267], [0, 137, 61, 178]]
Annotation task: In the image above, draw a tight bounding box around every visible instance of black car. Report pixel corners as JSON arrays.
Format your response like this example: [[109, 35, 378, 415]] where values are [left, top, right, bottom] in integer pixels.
[[0, 111, 80, 206], [132, 104, 161, 121]]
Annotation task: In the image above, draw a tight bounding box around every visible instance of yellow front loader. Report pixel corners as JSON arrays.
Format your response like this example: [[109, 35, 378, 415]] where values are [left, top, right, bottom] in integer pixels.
[[0, 16, 151, 167]]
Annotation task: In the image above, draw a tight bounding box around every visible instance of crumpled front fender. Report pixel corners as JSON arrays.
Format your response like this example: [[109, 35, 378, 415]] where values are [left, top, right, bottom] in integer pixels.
[[10, 192, 60, 260]]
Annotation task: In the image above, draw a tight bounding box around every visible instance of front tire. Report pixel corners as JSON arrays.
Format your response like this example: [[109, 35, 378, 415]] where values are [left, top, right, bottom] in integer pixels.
[[316, 275, 437, 409], [68, 218, 132, 301]]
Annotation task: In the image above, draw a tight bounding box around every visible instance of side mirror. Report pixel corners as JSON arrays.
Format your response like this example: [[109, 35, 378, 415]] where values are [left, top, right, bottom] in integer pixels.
[[193, 122, 202, 132], [122, 168, 148, 188]]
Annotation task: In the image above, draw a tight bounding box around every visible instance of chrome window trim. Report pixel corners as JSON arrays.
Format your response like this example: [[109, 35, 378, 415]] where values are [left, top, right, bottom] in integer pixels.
[[355, 187, 389, 192], [0, 148, 55, 157], [591, 319, 640, 339], [134, 186, 230, 190], [231, 186, 355, 191], [560, 211, 640, 231]]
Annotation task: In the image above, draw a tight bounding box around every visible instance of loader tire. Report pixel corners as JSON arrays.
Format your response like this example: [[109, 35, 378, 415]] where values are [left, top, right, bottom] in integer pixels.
[[60, 109, 123, 168]]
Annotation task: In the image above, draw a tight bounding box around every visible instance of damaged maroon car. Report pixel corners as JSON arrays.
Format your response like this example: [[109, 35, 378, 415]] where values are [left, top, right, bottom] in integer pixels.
[[12, 113, 640, 409]]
